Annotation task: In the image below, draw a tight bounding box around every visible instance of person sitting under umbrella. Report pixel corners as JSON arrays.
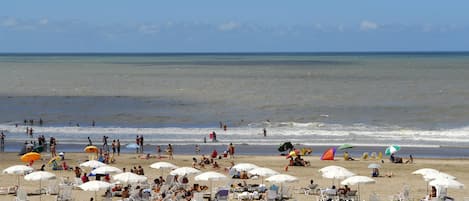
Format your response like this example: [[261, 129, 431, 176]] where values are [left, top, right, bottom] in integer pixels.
[[372, 168, 380, 177]]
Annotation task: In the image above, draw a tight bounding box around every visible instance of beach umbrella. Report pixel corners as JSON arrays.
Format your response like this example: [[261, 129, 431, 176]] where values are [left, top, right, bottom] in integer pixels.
[[319, 165, 355, 186], [170, 167, 201, 176], [79, 160, 107, 169], [423, 172, 456, 181], [385, 145, 400, 156], [367, 163, 381, 169], [79, 180, 112, 201], [2, 165, 34, 185], [24, 171, 56, 201], [338, 144, 354, 150], [84, 145, 99, 153], [113, 172, 147, 184], [413, 168, 456, 193], [20, 152, 41, 163], [341, 176, 376, 201], [265, 174, 298, 198], [265, 174, 298, 183], [91, 165, 122, 175], [126, 143, 140, 149], [412, 168, 440, 177], [249, 167, 279, 184], [232, 163, 259, 171], [429, 177, 464, 190], [150, 162, 178, 177], [195, 171, 227, 199]]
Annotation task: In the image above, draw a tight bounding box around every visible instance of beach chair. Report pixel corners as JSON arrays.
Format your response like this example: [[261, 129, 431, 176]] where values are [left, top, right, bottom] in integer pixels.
[[281, 186, 292, 199], [397, 185, 411, 201], [266, 190, 279, 201], [215, 189, 229, 201], [191, 192, 204, 201], [361, 152, 369, 160], [47, 181, 59, 195], [56, 184, 73, 201], [14, 188, 29, 201], [370, 152, 377, 160], [377, 152, 383, 161], [369, 192, 380, 201], [0, 185, 17, 195]]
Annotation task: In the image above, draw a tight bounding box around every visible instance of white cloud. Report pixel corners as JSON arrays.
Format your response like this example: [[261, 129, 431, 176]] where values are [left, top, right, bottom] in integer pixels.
[[1, 17, 18, 27], [360, 20, 378, 31], [218, 21, 240, 31], [39, 18, 49, 25]]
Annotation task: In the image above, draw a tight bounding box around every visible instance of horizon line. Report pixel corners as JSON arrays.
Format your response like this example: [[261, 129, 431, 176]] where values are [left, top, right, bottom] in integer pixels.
[[1, 50, 469, 55]]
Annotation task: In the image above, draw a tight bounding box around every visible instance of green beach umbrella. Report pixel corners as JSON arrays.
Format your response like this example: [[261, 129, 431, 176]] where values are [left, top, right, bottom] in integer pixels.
[[385, 145, 401, 155], [338, 144, 354, 150]]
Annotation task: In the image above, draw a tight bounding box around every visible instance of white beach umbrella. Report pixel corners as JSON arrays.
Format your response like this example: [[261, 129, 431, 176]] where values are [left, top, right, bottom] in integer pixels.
[[150, 162, 178, 169], [423, 172, 456, 181], [150, 162, 178, 177], [367, 163, 381, 169], [79, 160, 107, 169], [91, 165, 122, 175], [413, 168, 457, 193], [195, 171, 228, 199], [3, 165, 34, 185], [412, 168, 439, 177], [79, 180, 112, 201], [265, 174, 298, 183], [170, 167, 201, 176], [113, 172, 147, 184], [232, 163, 259, 171], [248, 167, 279, 184], [429, 177, 464, 189], [24, 171, 56, 201], [321, 167, 355, 180], [341, 176, 376, 201], [320, 165, 355, 186]]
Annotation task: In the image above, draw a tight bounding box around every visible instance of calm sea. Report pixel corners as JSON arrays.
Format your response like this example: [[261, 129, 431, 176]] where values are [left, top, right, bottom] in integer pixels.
[[1, 53, 469, 156]]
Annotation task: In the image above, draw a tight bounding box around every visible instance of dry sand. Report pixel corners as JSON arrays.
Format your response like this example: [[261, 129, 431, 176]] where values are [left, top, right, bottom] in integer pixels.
[[0, 152, 468, 201]]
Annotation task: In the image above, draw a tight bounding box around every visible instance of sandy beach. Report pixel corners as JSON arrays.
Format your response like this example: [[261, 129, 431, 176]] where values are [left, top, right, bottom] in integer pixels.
[[0, 152, 467, 201]]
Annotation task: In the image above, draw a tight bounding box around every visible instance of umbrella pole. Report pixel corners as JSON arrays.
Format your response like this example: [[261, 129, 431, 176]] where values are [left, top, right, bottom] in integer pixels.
[[95, 191, 97, 201], [356, 184, 360, 201], [39, 180, 42, 201], [210, 180, 213, 201]]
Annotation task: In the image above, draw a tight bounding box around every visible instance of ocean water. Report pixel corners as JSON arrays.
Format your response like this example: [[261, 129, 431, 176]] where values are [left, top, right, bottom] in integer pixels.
[[1, 53, 469, 153]]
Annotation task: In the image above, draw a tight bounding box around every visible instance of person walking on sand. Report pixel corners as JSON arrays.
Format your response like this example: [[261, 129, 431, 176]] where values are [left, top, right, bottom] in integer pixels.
[[111, 140, 116, 156], [166, 144, 174, 160], [228, 143, 235, 158], [156, 145, 161, 159], [116, 139, 121, 156]]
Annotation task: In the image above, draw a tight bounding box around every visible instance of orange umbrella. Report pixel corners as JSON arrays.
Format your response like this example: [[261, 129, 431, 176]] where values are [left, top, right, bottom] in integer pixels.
[[84, 145, 99, 153], [20, 152, 41, 162]]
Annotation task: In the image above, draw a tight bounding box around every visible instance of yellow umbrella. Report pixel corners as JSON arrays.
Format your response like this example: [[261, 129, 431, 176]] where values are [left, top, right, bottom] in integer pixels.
[[20, 152, 41, 162], [47, 156, 61, 165], [84, 145, 99, 153]]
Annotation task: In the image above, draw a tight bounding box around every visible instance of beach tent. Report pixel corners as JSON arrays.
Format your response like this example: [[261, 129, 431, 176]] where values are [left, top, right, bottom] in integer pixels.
[[321, 148, 336, 160]]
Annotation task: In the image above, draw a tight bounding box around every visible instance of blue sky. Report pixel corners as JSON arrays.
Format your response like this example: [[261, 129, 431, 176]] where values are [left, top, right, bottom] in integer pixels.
[[1, 1, 469, 52]]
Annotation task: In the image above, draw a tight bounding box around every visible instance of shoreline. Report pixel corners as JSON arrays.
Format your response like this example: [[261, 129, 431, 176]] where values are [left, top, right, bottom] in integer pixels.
[[2, 142, 469, 159]]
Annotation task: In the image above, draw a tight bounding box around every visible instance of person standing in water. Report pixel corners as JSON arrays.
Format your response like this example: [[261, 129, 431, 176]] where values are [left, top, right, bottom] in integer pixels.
[[228, 143, 235, 158], [263, 128, 267, 137]]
